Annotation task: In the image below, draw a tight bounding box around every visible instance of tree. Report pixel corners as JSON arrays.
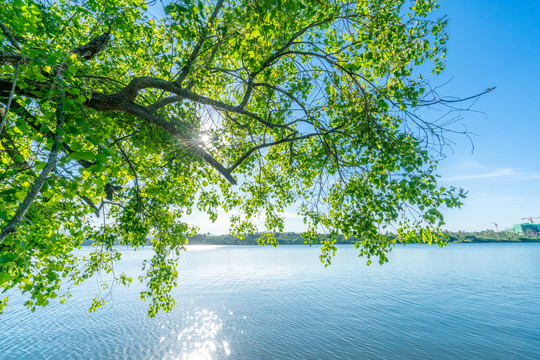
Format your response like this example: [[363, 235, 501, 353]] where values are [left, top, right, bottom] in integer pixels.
[[0, 0, 475, 316]]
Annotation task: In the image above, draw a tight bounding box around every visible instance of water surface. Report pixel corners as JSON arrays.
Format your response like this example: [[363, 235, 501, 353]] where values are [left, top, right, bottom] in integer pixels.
[[1, 243, 539, 359]]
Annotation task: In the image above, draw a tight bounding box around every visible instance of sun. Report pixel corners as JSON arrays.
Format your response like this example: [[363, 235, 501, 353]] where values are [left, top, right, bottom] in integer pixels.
[[200, 133, 211, 145]]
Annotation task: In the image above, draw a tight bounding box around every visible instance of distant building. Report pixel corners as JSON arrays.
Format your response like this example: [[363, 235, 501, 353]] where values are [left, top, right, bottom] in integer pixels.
[[504, 223, 540, 236]]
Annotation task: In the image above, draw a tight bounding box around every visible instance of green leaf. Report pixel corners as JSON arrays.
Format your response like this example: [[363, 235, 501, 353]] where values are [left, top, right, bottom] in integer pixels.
[[15, 191, 26, 200], [0, 272, 14, 286], [71, 151, 95, 162], [35, 161, 47, 171], [0, 253, 16, 265]]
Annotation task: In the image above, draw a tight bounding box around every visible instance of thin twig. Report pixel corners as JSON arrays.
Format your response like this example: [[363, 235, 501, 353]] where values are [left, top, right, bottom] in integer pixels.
[[176, 0, 225, 84], [0, 61, 20, 135], [115, 142, 141, 212]]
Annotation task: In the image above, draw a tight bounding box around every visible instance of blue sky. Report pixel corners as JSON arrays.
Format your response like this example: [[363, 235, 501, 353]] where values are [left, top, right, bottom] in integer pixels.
[[184, 0, 540, 234], [433, 0, 540, 231]]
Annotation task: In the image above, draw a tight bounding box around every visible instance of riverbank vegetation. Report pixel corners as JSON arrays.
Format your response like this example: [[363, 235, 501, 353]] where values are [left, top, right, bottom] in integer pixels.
[[187, 231, 540, 245]]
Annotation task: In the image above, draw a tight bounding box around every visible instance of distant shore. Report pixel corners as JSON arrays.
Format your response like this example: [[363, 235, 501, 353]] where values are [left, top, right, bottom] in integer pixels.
[[80, 231, 540, 247], [186, 231, 540, 245]]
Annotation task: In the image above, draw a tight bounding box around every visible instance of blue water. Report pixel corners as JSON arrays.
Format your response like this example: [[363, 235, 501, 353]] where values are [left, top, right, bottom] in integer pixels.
[[1, 243, 539, 359]]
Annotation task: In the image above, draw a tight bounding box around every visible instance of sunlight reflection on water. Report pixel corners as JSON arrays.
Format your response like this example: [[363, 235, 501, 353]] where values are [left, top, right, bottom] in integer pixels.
[[165, 309, 225, 360], [183, 245, 226, 252]]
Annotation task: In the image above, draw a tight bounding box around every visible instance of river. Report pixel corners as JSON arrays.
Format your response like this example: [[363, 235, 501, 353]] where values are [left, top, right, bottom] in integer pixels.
[[1, 243, 539, 359]]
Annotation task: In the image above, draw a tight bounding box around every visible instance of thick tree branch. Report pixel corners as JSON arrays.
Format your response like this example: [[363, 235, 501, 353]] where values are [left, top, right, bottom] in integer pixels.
[[0, 50, 26, 65], [85, 93, 237, 184], [124, 102, 238, 185], [72, 32, 111, 60], [115, 77, 292, 129], [238, 77, 254, 110], [1, 31, 109, 68], [0, 76, 239, 184]]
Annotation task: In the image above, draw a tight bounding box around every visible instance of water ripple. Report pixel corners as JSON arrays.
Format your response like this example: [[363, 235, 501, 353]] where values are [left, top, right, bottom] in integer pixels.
[[1, 244, 539, 359]]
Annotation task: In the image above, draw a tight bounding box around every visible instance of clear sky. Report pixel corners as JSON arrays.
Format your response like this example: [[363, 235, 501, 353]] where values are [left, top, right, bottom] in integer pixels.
[[185, 0, 540, 234], [433, 0, 540, 231]]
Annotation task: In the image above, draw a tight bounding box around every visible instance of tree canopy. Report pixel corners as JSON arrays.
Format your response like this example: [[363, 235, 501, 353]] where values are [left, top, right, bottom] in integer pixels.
[[1, 0, 472, 316]]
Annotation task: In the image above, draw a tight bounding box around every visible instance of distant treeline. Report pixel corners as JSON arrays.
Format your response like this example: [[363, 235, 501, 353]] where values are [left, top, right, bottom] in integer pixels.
[[187, 232, 352, 245], [81, 230, 540, 246], [187, 231, 540, 245], [444, 230, 540, 243]]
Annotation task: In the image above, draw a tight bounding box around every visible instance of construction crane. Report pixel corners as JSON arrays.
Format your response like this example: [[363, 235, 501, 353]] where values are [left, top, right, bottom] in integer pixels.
[[521, 216, 540, 224], [491, 222, 499, 231]]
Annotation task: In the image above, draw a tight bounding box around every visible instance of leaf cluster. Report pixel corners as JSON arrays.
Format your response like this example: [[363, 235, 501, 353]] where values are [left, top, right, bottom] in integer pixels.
[[1, 0, 472, 316]]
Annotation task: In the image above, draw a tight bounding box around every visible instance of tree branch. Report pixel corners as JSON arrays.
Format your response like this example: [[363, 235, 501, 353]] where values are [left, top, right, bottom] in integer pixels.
[[0, 60, 20, 135], [228, 126, 344, 173], [115, 142, 141, 212], [253, 82, 310, 117], [250, 16, 338, 78], [0, 94, 65, 243], [176, 0, 224, 85], [0, 125, 30, 170], [148, 95, 183, 111], [80, 194, 102, 218], [0, 19, 21, 51], [238, 77, 254, 110], [85, 95, 238, 185], [8, 101, 94, 169], [0, 50, 26, 65]]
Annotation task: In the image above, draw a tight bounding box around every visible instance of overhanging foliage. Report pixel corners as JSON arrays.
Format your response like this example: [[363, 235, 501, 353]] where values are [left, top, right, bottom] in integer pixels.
[[1, 0, 477, 315]]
